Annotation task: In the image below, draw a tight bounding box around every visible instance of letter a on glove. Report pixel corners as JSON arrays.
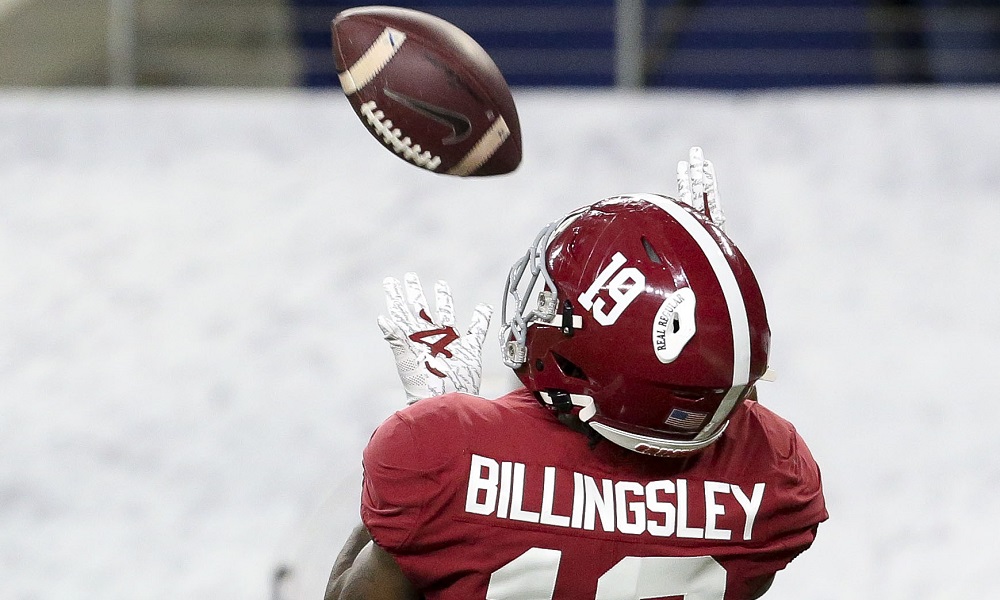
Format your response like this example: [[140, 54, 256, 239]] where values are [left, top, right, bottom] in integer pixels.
[[378, 273, 493, 404]]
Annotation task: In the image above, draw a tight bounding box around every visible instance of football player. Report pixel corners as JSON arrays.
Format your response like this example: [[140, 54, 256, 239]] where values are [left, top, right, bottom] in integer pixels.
[[325, 148, 827, 600]]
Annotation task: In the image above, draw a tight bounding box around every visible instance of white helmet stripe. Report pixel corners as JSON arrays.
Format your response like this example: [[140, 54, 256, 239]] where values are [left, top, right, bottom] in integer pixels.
[[631, 193, 753, 440]]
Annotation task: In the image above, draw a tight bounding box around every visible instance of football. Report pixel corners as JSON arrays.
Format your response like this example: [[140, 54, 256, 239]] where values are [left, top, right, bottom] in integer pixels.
[[331, 6, 522, 177]]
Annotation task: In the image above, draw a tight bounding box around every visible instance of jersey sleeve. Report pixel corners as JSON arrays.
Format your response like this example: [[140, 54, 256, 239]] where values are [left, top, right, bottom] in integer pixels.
[[718, 401, 828, 582], [788, 424, 827, 526], [752, 418, 828, 572], [360, 412, 440, 553]]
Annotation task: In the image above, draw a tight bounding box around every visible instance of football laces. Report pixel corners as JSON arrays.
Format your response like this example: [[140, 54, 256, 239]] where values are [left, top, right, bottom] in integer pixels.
[[360, 100, 442, 171]]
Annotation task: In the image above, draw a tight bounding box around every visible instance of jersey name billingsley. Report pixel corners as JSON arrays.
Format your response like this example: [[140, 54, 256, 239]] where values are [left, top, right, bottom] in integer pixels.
[[464, 454, 765, 541]]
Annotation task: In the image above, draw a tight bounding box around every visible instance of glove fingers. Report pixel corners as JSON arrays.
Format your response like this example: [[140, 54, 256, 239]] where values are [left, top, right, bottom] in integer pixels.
[[383, 276, 419, 333], [703, 159, 717, 199], [677, 160, 692, 206], [434, 279, 456, 327], [466, 303, 494, 351], [377, 315, 408, 348], [702, 158, 715, 193], [404, 272, 433, 324], [702, 158, 727, 232], [688, 146, 706, 212], [689, 145, 705, 166]]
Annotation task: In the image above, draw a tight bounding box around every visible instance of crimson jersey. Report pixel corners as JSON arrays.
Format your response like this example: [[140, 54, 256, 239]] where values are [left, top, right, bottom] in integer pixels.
[[361, 388, 827, 600]]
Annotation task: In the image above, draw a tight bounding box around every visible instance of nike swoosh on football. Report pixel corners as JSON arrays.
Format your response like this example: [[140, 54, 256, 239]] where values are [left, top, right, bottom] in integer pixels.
[[383, 88, 472, 144]]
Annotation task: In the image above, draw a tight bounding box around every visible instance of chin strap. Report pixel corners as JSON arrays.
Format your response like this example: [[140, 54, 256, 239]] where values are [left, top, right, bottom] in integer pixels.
[[587, 419, 729, 457], [536, 390, 596, 419], [537, 389, 728, 457]]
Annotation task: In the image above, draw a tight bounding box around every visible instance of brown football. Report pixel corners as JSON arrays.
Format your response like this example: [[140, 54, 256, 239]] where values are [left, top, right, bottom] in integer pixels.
[[332, 6, 522, 177]]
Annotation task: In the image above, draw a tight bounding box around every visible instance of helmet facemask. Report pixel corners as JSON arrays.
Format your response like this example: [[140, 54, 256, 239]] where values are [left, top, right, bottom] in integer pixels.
[[500, 207, 587, 369]]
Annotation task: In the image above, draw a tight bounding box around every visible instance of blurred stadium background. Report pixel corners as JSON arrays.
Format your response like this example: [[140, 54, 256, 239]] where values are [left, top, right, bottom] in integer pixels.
[[1, 0, 998, 89]]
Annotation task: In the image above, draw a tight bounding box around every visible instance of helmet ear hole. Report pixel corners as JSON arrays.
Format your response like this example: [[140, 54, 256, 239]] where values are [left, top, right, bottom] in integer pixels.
[[641, 236, 664, 265], [552, 352, 587, 381]]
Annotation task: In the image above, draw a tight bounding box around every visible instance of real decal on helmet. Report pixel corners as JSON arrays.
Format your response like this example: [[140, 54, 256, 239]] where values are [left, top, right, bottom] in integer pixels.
[[652, 287, 696, 363]]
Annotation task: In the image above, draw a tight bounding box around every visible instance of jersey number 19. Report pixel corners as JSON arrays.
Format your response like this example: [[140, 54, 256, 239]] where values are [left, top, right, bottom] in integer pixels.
[[486, 547, 726, 599]]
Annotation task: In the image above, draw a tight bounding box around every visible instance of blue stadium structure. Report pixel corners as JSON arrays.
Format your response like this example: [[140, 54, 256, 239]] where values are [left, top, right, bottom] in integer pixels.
[[292, 0, 1000, 89]]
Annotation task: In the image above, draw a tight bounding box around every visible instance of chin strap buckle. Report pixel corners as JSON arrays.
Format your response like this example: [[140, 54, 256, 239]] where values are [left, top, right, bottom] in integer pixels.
[[540, 389, 574, 413], [560, 300, 576, 337]]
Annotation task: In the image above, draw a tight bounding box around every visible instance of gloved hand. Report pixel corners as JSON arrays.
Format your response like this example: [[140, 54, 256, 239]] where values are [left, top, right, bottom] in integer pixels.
[[378, 273, 493, 404], [677, 146, 726, 232]]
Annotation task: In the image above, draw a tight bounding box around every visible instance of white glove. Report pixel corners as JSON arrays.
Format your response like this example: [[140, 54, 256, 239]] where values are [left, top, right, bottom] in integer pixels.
[[378, 273, 493, 404], [677, 146, 726, 232]]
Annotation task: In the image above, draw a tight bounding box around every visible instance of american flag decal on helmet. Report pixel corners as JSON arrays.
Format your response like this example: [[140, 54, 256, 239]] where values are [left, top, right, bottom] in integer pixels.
[[665, 408, 708, 430]]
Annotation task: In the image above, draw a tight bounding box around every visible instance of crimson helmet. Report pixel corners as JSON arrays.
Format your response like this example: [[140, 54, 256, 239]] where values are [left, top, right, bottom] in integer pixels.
[[500, 193, 770, 456]]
